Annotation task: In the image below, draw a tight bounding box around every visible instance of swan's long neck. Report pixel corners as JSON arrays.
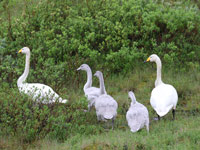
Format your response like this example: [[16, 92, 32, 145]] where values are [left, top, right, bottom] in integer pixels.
[[155, 57, 163, 87], [17, 52, 30, 87], [130, 94, 136, 105], [83, 68, 92, 91], [98, 73, 106, 95]]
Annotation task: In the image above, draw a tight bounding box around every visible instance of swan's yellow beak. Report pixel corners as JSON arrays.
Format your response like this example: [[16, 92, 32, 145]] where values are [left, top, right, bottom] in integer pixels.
[[18, 49, 22, 53], [146, 57, 150, 62]]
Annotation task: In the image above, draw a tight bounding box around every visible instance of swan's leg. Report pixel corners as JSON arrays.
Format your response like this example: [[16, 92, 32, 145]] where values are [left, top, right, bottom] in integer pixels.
[[157, 114, 160, 120], [172, 109, 175, 120]]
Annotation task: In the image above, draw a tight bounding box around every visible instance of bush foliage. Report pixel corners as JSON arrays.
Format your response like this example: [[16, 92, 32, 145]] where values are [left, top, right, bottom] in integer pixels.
[[0, 88, 103, 142], [0, 0, 200, 87]]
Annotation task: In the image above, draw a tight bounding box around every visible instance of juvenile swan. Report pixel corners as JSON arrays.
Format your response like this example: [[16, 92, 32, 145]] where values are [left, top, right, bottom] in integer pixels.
[[94, 71, 118, 129], [77, 64, 106, 111], [17, 47, 67, 104], [145, 54, 178, 120], [126, 91, 149, 133]]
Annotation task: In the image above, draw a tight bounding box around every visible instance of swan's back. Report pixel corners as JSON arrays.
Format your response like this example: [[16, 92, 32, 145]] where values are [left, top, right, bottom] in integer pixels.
[[84, 87, 100, 97], [18, 83, 67, 103], [151, 83, 178, 117], [126, 102, 149, 132], [95, 94, 118, 120], [84, 87, 107, 100]]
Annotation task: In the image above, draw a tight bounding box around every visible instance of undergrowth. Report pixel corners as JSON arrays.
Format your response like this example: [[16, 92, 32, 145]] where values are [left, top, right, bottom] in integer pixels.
[[0, 68, 199, 149]]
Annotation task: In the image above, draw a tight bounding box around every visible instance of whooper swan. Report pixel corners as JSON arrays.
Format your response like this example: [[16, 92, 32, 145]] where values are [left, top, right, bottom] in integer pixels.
[[17, 47, 67, 104], [145, 54, 178, 120]]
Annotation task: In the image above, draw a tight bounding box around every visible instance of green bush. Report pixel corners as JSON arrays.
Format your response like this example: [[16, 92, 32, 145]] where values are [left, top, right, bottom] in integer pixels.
[[0, 88, 103, 143], [0, 0, 199, 87]]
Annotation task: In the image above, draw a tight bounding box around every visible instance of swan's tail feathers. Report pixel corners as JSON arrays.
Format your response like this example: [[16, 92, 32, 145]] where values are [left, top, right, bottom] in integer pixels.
[[156, 109, 169, 117], [155, 105, 173, 117], [104, 114, 113, 120], [130, 128, 138, 133], [62, 99, 68, 103], [58, 98, 68, 103]]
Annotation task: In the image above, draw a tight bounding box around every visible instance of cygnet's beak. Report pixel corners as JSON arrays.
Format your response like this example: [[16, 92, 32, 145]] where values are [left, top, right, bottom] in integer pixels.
[[94, 72, 97, 77], [77, 67, 81, 71]]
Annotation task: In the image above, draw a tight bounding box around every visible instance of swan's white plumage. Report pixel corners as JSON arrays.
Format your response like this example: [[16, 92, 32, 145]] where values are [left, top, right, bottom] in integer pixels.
[[17, 47, 67, 104], [18, 83, 67, 104], [146, 54, 178, 118], [94, 71, 118, 123], [77, 64, 106, 110], [126, 91, 149, 132], [150, 84, 178, 117]]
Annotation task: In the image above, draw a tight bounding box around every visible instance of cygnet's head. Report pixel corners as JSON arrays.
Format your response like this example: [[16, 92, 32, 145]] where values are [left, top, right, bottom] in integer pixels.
[[17, 47, 30, 54], [94, 71, 103, 78], [77, 64, 90, 71], [145, 54, 159, 62]]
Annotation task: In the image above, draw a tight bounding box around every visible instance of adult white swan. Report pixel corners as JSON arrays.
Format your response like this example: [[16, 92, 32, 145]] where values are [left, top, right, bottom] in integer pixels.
[[77, 64, 106, 111], [126, 91, 149, 132], [94, 71, 118, 129], [17, 47, 67, 104], [145, 54, 178, 120]]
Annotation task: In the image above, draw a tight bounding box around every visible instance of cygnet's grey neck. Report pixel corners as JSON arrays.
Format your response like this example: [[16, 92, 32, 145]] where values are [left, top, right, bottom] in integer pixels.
[[84, 68, 92, 91], [17, 52, 30, 87], [155, 57, 163, 87], [98, 73, 106, 95]]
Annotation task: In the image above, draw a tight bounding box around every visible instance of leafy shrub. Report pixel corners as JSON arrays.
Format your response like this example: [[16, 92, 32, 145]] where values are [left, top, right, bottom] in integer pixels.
[[0, 88, 103, 143], [0, 0, 199, 87]]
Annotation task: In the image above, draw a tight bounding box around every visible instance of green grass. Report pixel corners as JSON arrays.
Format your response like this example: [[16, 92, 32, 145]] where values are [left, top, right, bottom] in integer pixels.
[[0, 68, 200, 149]]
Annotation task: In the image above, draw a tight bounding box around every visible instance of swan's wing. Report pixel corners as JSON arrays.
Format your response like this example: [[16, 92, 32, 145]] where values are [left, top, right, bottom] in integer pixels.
[[95, 95, 118, 119], [126, 105, 148, 132], [84, 87, 99, 95], [20, 83, 65, 103]]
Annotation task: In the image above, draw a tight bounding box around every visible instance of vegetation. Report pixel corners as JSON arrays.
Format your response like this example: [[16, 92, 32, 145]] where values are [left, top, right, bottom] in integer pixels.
[[0, 0, 200, 149], [0, 0, 200, 87]]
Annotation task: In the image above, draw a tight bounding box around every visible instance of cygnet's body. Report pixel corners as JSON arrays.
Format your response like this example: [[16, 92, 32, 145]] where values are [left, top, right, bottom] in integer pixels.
[[94, 71, 118, 129], [126, 91, 149, 132]]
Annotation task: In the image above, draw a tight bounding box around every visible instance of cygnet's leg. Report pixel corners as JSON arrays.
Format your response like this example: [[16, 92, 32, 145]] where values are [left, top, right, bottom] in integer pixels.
[[153, 114, 160, 121], [83, 103, 92, 112], [111, 118, 115, 130], [172, 109, 176, 120], [146, 120, 149, 133], [87, 104, 92, 112]]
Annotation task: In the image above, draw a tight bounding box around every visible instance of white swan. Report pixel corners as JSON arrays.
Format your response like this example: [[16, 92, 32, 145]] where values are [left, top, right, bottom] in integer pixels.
[[145, 54, 178, 120], [77, 64, 106, 111], [17, 47, 67, 104], [126, 91, 149, 133], [94, 71, 118, 129]]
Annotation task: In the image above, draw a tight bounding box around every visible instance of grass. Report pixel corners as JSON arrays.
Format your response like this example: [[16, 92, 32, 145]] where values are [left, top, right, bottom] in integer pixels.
[[0, 67, 200, 149]]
